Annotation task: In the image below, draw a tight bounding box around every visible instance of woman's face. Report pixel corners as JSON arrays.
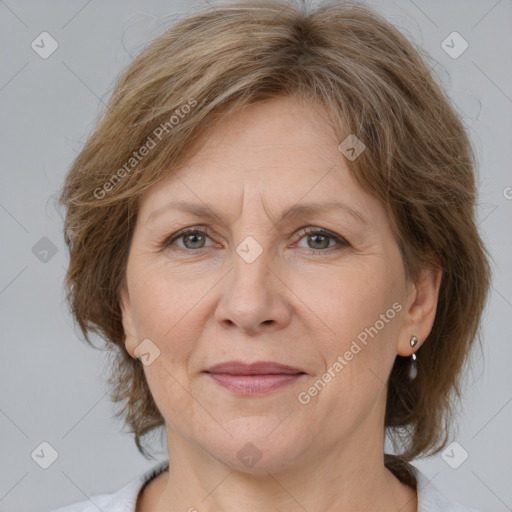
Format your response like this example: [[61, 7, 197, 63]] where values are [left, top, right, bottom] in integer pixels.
[[120, 95, 439, 473]]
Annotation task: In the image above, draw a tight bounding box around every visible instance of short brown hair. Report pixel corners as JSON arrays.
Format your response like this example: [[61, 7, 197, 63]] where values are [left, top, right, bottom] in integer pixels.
[[59, 0, 492, 461]]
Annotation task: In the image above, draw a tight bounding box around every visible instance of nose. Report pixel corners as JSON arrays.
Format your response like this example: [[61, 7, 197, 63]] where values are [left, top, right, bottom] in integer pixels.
[[214, 242, 292, 335]]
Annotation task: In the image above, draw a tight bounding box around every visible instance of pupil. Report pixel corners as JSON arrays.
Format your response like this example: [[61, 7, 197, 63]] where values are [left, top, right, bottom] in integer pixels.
[[185, 233, 204, 248], [310, 234, 328, 249]]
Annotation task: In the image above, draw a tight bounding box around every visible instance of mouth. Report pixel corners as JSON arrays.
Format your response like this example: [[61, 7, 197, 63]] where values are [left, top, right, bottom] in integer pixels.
[[203, 360, 307, 395]]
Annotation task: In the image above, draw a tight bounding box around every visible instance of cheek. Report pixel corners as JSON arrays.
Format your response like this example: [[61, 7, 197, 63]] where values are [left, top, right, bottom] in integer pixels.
[[129, 266, 203, 425], [311, 258, 404, 386], [130, 260, 193, 328], [323, 264, 399, 338], [300, 267, 402, 436], [128, 264, 203, 362]]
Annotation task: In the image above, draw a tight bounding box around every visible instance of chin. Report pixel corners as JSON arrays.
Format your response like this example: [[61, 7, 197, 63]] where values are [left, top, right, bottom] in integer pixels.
[[199, 419, 308, 474]]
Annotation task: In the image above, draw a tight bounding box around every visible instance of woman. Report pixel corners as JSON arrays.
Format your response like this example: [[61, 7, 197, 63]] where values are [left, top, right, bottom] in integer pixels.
[[53, 1, 491, 511]]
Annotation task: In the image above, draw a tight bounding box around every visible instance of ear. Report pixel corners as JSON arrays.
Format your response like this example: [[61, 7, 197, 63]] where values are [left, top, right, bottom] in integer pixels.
[[119, 284, 139, 359], [397, 265, 442, 357]]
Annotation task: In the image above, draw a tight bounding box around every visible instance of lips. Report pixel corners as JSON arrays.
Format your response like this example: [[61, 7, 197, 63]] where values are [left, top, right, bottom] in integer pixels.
[[204, 361, 305, 375], [203, 361, 306, 395]]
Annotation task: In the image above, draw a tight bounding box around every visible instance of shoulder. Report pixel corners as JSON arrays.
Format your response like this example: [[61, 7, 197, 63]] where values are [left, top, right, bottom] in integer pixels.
[[411, 465, 481, 512], [50, 460, 170, 512]]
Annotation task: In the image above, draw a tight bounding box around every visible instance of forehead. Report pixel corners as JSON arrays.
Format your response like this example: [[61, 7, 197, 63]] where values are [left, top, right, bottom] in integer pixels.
[[198, 95, 338, 151], [137, 96, 378, 223]]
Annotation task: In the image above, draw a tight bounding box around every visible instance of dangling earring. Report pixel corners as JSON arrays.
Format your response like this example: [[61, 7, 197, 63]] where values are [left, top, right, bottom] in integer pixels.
[[409, 335, 419, 379]]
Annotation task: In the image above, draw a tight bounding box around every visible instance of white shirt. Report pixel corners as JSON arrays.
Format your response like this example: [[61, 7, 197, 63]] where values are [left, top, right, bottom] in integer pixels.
[[51, 459, 480, 512]]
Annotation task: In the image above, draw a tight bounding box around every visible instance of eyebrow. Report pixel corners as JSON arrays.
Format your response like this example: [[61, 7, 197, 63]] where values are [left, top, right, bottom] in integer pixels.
[[146, 199, 370, 227]]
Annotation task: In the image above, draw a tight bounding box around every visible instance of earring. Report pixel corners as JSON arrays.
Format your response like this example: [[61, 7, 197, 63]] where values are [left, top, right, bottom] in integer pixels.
[[409, 335, 419, 379]]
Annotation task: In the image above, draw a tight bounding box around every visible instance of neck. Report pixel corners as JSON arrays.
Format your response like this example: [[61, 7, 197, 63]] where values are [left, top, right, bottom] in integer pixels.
[[148, 425, 417, 511]]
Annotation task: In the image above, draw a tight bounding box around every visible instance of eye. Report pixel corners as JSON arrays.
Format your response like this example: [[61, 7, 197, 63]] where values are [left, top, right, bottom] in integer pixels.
[[294, 227, 349, 254], [159, 225, 350, 254], [160, 226, 215, 251]]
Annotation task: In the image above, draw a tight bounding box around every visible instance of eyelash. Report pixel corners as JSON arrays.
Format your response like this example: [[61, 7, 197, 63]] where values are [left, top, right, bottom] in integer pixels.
[[159, 225, 350, 255]]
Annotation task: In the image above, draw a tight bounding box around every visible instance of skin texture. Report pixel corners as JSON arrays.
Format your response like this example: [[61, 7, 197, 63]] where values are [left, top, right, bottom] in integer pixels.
[[120, 95, 442, 512]]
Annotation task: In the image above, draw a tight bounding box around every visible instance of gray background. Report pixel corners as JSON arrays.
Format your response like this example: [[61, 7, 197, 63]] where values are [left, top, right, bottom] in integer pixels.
[[0, 0, 511, 511]]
